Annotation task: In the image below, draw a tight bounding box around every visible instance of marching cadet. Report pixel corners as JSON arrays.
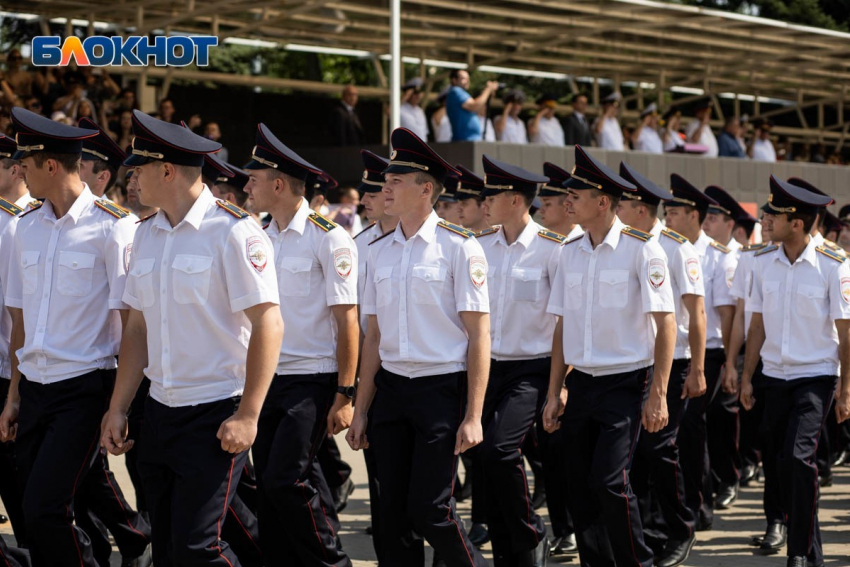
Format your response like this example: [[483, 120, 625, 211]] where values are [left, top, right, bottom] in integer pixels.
[[347, 127, 490, 567], [538, 162, 583, 240], [543, 145, 677, 567], [101, 110, 283, 566], [702, 185, 744, 254], [78, 117, 126, 200], [617, 162, 706, 567], [242, 123, 357, 567], [435, 172, 464, 225], [475, 155, 556, 566], [662, 174, 737, 531], [740, 176, 850, 567], [0, 108, 135, 565], [455, 165, 490, 234]]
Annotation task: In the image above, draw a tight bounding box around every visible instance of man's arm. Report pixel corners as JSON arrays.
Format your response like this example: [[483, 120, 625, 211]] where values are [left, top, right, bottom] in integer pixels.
[[718, 305, 736, 353], [0, 307, 24, 441], [457, 311, 490, 455], [347, 315, 381, 451], [722, 298, 746, 394], [644, 311, 675, 433], [216, 302, 283, 453], [688, 120, 707, 143], [328, 304, 359, 435], [460, 81, 499, 113], [682, 294, 707, 398], [835, 319, 850, 423], [543, 317, 568, 433], [740, 312, 766, 411]]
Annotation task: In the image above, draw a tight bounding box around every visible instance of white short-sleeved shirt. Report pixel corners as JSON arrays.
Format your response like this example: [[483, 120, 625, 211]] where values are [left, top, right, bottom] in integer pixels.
[[400, 102, 429, 142], [547, 217, 674, 376], [0, 194, 34, 379], [477, 220, 562, 361], [663, 129, 685, 152], [634, 127, 664, 154], [354, 221, 387, 331], [693, 231, 738, 349], [751, 139, 776, 162], [595, 117, 625, 150], [480, 117, 497, 142], [266, 198, 358, 375], [685, 121, 718, 157], [432, 115, 452, 143], [5, 186, 136, 384], [650, 223, 705, 359], [123, 187, 279, 407], [496, 116, 528, 144], [747, 239, 850, 380], [530, 116, 565, 147], [362, 211, 490, 378], [730, 244, 768, 337]]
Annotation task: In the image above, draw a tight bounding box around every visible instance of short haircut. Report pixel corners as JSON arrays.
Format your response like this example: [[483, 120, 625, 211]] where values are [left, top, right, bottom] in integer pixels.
[[787, 211, 816, 234], [735, 220, 755, 239], [173, 164, 202, 183], [641, 202, 659, 218], [267, 169, 306, 196], [590, 188, 620, 210], [32, 152, 80, 173], [0, 158, 17, 169], [449, 69, 462, 81], [511, 190, 536, 209], [415, 171, 444, 205], [684, 205, 707, 225], [91, 160, 118, 191]]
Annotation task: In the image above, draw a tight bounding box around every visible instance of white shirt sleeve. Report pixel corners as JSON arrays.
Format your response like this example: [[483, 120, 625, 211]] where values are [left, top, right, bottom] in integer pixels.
[[729, 252, 752, 300], [747, 257, 764, 314], [674, 242, 705, 298], [639, 240, 675, 313], [454, 237, 490, 313], [362, 245, 379, 316], [223, 220, 280, 313], [104, 217, 137, 311], [320, 229, 358, 306], [4, 219, 23, 309], [546, 249, 566, 317], [829, 260, 850, 321], [713, 250, 739, 307]]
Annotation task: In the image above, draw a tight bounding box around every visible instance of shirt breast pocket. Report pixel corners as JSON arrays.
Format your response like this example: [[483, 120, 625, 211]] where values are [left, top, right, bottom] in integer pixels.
[[563, 273, 583, 310], [374, 266, 393, 308], [129, 258, 156, 308], [795, 283, 826, 319], [20, 250, 40, 295], [57, 251, 96, 297], [411, 264, 446, 305], [599, 269, 629, 309], [511, 266, 543, 302], [763, 280, 781, 312], [279, 256, 313, 298], [172, 255, 213, 305]]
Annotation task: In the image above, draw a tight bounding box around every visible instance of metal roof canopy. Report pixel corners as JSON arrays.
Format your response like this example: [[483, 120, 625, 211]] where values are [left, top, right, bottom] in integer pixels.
[[15, 0, 850, 141]]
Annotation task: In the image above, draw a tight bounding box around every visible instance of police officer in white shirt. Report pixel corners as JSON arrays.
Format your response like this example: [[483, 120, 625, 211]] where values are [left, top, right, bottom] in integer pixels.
[[662, 174, 737, 531], [543, 145, 677, 567], [78, 116, 127, 200], [494, 90, 528, 144], [347, 128, 490, 566], [400, 78, 430, 142], [593, 92, 625, 151], [537, 163, 584, 241], [528, 94, 565, 147], [741, 176, 850, 567], [475, 155, 557, 566], [0, 108, 134, 566], [242, 123, 357, 567], [661, 109, 685, 153], [617, 162, 706, 567], [456, 165, 491, 234], [685, 100, 718, 157], [632, 103, 664, 154], [100, 110, 283, 567]]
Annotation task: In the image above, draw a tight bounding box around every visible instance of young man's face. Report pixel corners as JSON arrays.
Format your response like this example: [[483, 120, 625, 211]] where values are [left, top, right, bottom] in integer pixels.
[[615, 199, 643, 228], [483, 192, 515, 226], [662, 206, 695, 235], [538, 195, 569, 229], [383, 172, 429, 217], [434, 199, 463, 225], [703, 212, 734, 242], [458, 197, 486, 228], [361, 190, 387, 222]]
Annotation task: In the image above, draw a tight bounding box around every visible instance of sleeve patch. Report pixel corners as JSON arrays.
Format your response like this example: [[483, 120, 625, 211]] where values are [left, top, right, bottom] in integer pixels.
[[334, 247, 353, 280], [842, 277, 850, 304], [438, 220, 475, 238], [308, 212, 338, 232], [94, 199, 130, 219], [648, 258, 666, 289], [726, 266, 736, 289], [686, 257, 700, 284], [469, 256, 487, 289], [246, 236, 268, 272]]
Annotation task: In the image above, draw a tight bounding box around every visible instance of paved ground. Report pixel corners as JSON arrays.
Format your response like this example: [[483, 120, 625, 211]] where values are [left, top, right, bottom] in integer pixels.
[[3, 440, 848, 566]]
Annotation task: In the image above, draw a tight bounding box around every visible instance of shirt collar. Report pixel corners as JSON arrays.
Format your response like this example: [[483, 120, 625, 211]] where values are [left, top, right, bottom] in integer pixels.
[[394, 210, 440, 244], [516, 219, 538, 249], [574, 111, 585, 120], [649, 220, 662, 238], [812, 232, 825, 247], [579, 216, 624, 252], [342, 102, 354, 113], [41, 184, 94, 224], [777, 236, 818, 267], [153, 185, 214, 232], [13, 192, 31, 209], [695, 230, 712, 253]]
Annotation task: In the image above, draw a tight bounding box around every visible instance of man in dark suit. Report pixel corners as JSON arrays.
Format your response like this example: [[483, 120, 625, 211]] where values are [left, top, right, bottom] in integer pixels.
[[564, 93, 593, 146], [330, 85, 364, 146]]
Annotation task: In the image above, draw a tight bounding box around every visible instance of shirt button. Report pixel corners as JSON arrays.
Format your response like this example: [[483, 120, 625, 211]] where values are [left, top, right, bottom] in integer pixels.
[[164, 348, 169, 354], [72, 262, 77, 267], [161, 289, 166, 295]]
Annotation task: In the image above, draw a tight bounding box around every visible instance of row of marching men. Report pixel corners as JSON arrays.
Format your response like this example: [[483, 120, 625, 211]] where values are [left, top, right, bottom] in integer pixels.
[[0, 102, 845, 567]]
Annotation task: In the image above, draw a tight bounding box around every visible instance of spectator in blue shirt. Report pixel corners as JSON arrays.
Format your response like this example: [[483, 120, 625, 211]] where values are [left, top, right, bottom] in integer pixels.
[[717, 116, 747, 158], [446, 69, 500, 141]]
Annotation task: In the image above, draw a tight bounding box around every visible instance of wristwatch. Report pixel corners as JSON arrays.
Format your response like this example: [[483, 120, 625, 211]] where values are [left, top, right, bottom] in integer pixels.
[[337, 385, 356, 399]]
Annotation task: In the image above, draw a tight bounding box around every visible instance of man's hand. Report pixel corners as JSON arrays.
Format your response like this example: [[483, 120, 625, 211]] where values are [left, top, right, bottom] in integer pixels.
[[101, 409, 133, 455], [485, 80, 500, 93], [346, 412, 369, 451], [682, 366, 707, 399], [454, 416, 483, 455], [740, 379, 755, 411], [642, 390, 668, 434], [0, 400, 19, 442], [327, 395, 354, 436], [542, 388, 567, 433], [216, 413, 258, 454], [721, 362, 739, 395], [836, 390, 850, 423]]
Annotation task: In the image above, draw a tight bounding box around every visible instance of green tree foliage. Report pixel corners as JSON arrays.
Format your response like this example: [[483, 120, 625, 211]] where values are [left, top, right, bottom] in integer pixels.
[[678, 0, 849, 31]]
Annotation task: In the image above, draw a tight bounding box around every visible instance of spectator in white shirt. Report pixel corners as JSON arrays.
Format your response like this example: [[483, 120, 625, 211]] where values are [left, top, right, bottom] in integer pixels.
[[399, 78, 429, 142], [685, 99, 718, 157], [593, 91, 625, 150], [431, 87, 453, 143], [661, 109, 685, 152], [631, 103, 663, 154], [528, 94, 565, 146], [494, 89, 528, 144], [748, 119, 777, 163]]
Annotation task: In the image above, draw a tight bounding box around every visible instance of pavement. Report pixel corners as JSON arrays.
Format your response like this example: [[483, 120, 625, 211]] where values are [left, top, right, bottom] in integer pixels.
[[3, 441, 848, 566]]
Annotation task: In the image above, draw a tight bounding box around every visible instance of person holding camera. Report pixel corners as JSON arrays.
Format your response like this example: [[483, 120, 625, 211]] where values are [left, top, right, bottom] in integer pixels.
[[446, 70, 500, 142], [494, 89, 528, 144]]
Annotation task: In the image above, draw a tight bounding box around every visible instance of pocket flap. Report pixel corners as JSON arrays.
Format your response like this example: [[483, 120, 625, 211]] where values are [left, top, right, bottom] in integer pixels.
[[130, 258, 155, 277], [511, 266, 542, 282], [797, 283, 825, 299], [58, 251, 96, 270], [172, 255, 213, 274], [412, 264, 445, 282], [280, 256, 313, 274], [21, 250, 39, 267], [374, 266, 393, 282], [600, 269, 629, 285], [565, 273, 582, 287]]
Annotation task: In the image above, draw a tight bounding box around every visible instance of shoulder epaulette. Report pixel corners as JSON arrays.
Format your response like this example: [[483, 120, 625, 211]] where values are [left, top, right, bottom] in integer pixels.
[[137, 212, 157, 224], [661, 228, 687, 244], [216, 199, 249, 219], [19, 201, 43, 218], [564, 235, 583, 246], [824, 240, 846, 256], [308, 211, 337, 232], [438, 220, 474, 238], [368, 230, 393, 246], [621, 226, 651, 242], [710, 241, 730, 254], [538, 229, 567, 244], [354, 222, 377, 239], [755, 244, 779, 257], [29, 200, 42, 209], [94, 199, 130, 219], [475, 226, 501, 238], [742, 243, 768, 253], [816, 245, 844, 263], [0, 196, 22, 217]]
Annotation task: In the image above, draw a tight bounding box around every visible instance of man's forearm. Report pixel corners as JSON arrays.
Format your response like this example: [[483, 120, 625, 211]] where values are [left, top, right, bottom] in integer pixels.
[[238, 309, 283, 419], [741, 316, 766, 382], [726, 299, 746, 367], [335, 307, 359, 388], [687, 300, 707, 374], [718, 305, 735, 353], [111, 325, 150, 414], [465, 332, 490, 420], [7, 312, 24, 404], [652, 313, 676, 395], [355, 320, 381, 416], [549, 318, 567, 396]]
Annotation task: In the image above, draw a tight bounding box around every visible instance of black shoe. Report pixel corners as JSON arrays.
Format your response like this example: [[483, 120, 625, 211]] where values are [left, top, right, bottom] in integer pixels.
[[786, 557, 806, 567], [468, 523, 490, 547], [365, 525, 373, 535], [549, 533, 578, 555], [656, 534, 696, 567], [0, 514, 7, 524], [531, 486, 547, 510], [715, 482, 739, 509], [696, 511, 713, 532], [122, 545, 152, 567], [818, 474, 833, 488], [740, 464, 760, 486], [334, 477, 355, 513], [831, 448, 849, 467], [432, 556, 447, 567], [757, 523, 786, 554]]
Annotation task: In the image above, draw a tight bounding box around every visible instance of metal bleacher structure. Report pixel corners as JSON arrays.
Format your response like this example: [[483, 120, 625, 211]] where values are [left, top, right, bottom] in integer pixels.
[[10, 0, 850, 205]]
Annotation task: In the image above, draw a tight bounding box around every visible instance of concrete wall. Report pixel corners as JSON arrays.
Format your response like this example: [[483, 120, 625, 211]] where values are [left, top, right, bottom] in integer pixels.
[[300, 143, 850, 212]]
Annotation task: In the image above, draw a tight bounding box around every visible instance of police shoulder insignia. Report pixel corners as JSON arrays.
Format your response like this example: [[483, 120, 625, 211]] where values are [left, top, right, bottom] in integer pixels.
[[710, 241, 730, 254], [755, 244, 779, 257], [0, 196, 23, 217], [661, 228, 687, 244], [438, 220, 474, 238], [742, 243, 768, 253], [29, 200, 42, 209], [475, 225, 501, 238], [816, 245, 844, 263], [368, 230, 393, 246], [538, 229, 567, 243], [564, 234, 583, 246], [20, 201, 43, 218], [94, 199, 130, 219], [621, 226, 651, 242], [308, 212, 337, 232], [216, 199, 250, 219], [353, 222, 377, 239], [137, 212, 157, 224], [824, 240, 847, 257]]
